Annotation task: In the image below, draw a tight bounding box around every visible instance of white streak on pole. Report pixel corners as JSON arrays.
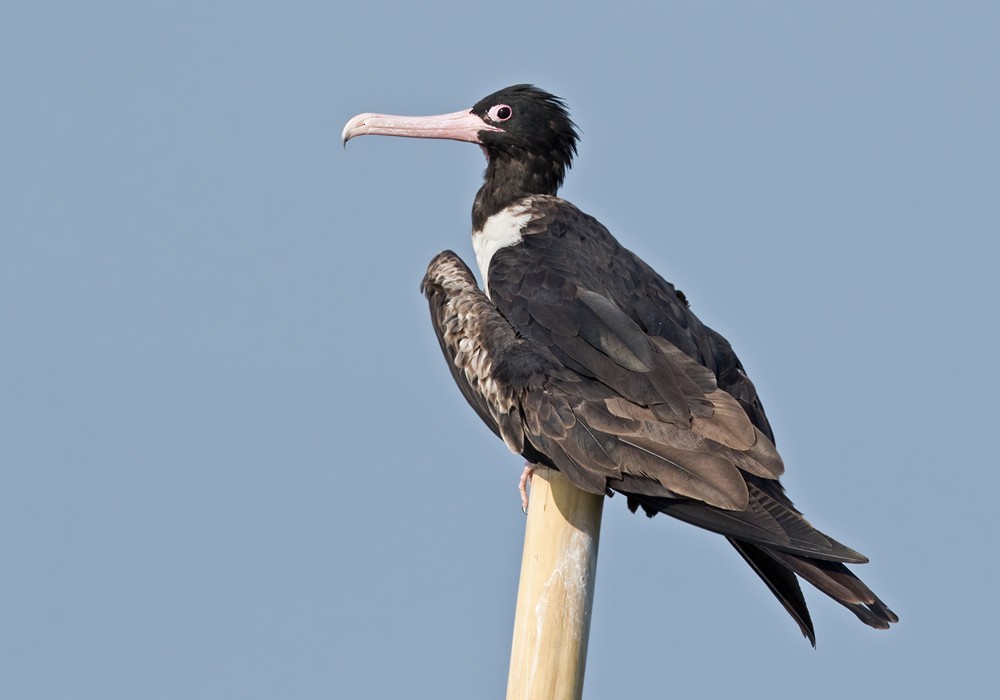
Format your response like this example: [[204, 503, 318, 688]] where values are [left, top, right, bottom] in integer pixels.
[[505, 467, 604, 700]]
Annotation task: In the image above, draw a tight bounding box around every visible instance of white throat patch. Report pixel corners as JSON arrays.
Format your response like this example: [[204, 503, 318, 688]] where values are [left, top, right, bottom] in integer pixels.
[[472, 201, 535, 298]]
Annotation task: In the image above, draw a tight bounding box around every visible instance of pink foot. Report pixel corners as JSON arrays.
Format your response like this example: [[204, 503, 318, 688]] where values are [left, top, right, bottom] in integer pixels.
[[519, 464, 536, 514]]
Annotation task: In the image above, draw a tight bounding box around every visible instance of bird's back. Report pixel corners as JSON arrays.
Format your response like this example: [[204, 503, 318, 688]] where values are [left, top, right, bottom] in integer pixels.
[[486, 195, 775, 442]]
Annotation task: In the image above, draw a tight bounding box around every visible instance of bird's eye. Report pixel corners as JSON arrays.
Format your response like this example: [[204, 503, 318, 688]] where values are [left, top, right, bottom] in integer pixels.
[[489, 104, 513, 122]]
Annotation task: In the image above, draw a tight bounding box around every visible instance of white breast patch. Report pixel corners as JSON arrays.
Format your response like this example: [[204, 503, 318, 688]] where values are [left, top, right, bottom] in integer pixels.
[[472, 201, 535, 298]]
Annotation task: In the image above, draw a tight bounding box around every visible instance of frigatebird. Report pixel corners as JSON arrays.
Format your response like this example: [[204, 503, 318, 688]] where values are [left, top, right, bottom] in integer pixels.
[[342, 85, 896, 644]]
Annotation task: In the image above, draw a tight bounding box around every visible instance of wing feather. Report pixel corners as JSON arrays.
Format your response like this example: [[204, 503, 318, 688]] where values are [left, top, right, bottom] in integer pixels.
[[423, 233, 895, 639]]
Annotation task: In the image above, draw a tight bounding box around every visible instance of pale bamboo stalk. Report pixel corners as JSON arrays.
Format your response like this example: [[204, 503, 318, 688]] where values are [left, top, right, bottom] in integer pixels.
[[505, 467, 604, 700]]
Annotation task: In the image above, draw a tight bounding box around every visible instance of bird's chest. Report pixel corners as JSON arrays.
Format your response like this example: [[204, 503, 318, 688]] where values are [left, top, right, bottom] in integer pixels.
[[471, 201, 538, 297]]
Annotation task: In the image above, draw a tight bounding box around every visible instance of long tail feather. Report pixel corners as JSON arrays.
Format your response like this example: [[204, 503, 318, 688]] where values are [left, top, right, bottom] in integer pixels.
[[767, 550, 899, 630], [728, 539, 816, 646]]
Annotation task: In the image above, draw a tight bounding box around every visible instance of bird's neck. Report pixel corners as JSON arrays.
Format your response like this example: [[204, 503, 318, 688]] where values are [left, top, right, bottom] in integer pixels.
[[472, 153, 565, 231]]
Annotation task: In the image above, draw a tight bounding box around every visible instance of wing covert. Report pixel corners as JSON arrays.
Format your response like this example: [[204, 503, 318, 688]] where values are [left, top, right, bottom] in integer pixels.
[[422, 249, 783, 512]]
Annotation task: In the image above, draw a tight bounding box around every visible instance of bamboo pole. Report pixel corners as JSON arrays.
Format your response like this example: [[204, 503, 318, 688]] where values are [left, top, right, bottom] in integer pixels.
[[505, 467, 604, 700]]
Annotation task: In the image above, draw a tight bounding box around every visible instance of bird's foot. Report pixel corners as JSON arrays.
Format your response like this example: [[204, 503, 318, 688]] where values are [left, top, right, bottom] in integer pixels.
[[519, 464, 536, 514]]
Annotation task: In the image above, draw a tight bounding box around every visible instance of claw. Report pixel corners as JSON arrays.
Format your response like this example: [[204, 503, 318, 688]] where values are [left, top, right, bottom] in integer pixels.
[[519, 464, 536, 514]]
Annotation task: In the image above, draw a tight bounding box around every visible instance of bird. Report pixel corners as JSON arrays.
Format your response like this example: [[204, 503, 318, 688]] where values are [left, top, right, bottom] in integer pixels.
[[342, 84, 897, 645]]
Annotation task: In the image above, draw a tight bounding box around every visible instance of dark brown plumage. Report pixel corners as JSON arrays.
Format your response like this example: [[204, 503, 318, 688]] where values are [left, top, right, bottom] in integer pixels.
[[345, 85, 897, 644]]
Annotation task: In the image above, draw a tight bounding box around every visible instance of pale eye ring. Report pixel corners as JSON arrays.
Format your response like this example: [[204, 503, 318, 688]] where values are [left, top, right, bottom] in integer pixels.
[[488, 104, 513, 122]]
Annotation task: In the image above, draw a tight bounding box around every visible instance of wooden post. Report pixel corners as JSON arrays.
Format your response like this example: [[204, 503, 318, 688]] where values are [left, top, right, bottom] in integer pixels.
[[505, 467, 604, 700]]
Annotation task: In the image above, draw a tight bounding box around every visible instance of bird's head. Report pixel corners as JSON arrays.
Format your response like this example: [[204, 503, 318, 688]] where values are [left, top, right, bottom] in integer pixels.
[[468, 84, 578, 182], [343, 85, 579, 224]]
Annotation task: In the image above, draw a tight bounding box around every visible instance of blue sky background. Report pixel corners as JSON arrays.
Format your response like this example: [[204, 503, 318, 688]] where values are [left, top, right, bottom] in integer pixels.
[[2, 2, 998, 697]]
